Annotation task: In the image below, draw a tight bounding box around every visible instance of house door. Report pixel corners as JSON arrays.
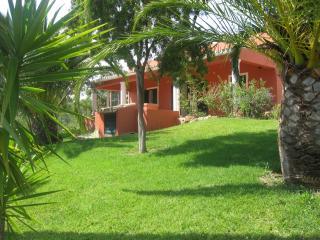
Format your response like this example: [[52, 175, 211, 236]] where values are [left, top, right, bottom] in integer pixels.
[[104, 112, 116, 135]]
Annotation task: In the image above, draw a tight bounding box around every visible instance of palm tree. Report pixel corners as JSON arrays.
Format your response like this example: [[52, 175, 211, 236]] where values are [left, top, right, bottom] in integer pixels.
[[0, 0, 112, 237], [135, 0, 320, 186], [230, 45, 241, 86]]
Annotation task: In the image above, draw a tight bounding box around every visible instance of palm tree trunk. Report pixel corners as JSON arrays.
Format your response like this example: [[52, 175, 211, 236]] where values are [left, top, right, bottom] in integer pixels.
[[279, 71, 320, 186], [230, 45, 241, 85], [135, 67, 147, 153], [230, 45, 241, 116]]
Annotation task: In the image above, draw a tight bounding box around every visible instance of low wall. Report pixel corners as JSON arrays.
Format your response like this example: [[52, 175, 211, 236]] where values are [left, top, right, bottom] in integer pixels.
[[96, 104, 180, 137], [144, 109, 180, 131], [116, 105, 138, 135], [116, 104, 179, 135]]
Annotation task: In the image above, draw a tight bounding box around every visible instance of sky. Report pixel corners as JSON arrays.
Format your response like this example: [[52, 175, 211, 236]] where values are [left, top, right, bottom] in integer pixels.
[[0, 0, 71, 20]]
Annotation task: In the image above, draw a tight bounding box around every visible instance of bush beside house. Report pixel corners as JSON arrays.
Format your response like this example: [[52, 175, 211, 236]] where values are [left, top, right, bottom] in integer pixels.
[[194, 80, 274, 119]]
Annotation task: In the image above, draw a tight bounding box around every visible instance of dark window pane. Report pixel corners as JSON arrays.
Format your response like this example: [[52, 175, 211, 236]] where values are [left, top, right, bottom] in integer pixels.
[[144, 89, 158, 104], [111, 92, 120, 106], [151, 89, 158, 104], [239, 75, 247, 86], [144, 90, 149, 103]]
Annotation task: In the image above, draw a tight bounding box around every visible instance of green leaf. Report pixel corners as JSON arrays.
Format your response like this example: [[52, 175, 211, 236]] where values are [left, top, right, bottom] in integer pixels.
[[20, 86, 46, 93]]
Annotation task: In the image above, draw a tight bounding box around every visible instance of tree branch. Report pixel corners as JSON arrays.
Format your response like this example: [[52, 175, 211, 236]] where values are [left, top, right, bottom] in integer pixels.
[[142, 39, 155, 68]]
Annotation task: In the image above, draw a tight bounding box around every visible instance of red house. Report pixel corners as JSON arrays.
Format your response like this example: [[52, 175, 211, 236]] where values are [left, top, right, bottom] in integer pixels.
[[92, 46, 283, 137]]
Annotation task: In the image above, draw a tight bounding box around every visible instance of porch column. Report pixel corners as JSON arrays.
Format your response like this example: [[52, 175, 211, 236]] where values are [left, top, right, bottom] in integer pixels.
[[120, 81, 127, 105], [173, 84, 180, 112]]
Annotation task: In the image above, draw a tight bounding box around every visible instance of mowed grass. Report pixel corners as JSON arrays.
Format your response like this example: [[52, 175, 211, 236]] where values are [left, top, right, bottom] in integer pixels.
[[13, 118, 320, 240]]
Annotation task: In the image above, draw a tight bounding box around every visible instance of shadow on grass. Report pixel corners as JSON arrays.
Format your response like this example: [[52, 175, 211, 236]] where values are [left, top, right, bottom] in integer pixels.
[[58, 129, 173, 159], [11, 232, 319, 240], [155, 130, 280, 172], [58, 134, 138, 159], [123, 182, 304, 198]]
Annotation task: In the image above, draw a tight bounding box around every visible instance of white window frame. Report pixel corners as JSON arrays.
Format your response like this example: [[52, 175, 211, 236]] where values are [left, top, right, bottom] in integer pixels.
[[228, 72, 249, 86], [110, 90, 120, 107], [172, 85, 180, 112]]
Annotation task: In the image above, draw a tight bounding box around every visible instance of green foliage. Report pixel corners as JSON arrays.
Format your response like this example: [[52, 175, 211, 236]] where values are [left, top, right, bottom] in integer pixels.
[[136, 0, 320, 72], [157, 34, 214, 90], [269, 104, 281, 120], [203, 80, 273, 118], [159, 42, 214, 117], [59, 97, 94, 137], [74, 0, 159, 69], [203, 80, 234, 116], [0, 0, 112, 236], [3, 164, 59, 233], [238, 81, 273, 118], [179, 74, 209, 116]]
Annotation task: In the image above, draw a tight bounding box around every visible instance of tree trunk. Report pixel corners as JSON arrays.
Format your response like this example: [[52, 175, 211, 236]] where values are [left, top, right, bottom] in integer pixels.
[[230, 45, 241, 85], [230, 45, 241, 116], [279, 71, 320, 186], [135, 67, 147, 153]]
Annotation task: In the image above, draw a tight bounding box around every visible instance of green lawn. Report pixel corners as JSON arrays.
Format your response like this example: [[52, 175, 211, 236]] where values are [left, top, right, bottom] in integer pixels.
[[14, 118, 320, 240]]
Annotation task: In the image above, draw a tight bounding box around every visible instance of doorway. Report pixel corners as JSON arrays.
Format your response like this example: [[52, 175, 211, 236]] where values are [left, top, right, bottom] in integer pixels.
[[104, 112, 116, 135]]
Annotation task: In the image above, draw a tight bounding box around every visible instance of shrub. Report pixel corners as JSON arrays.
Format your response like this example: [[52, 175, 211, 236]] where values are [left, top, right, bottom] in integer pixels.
[[179, 75, 209, 116], [203, 81, 234, 116], [269, 104, 281, 119], [236, 80, 273, 118], [203, 79, 273, 119]]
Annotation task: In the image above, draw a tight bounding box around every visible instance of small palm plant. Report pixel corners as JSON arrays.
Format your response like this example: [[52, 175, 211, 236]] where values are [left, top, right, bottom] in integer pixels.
[[135, 0, 320, 186], [0, 0, 111, 238]]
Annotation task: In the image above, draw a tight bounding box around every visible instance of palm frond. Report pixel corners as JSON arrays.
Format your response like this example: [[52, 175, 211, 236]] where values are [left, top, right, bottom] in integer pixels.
[[0, 0, 116, 234], [134, 0, 320, 70]]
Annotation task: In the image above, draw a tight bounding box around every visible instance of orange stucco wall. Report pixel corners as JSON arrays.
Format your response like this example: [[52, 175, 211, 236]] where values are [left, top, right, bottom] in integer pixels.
[[144, 108, 180, 131], [240, 48, 276, 69], [205, 60, 231, 85], [116, 104, 138, 135], [96, 103, 179, 137], [95, 112, 104, 137]]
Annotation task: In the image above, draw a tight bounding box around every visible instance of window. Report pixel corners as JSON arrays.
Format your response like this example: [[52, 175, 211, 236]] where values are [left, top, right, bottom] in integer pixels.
[[229, 73, 248, 86], [239, 74, 247, 86], [144, 88, 158, 104], [111, 91, 120, 106]]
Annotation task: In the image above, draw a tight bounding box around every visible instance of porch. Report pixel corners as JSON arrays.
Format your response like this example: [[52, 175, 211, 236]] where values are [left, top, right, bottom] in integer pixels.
[[93, 77, 180, 137]]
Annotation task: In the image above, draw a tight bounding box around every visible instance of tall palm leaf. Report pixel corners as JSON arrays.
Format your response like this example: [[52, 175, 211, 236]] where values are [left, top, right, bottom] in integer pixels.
[[0, 0, 113, 237]]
